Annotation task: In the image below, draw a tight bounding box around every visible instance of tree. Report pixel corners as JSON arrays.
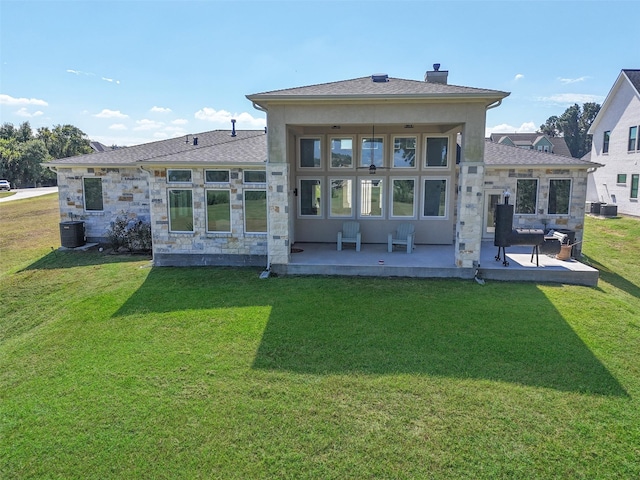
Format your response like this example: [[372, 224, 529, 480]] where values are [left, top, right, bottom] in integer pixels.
[[37, 124, 93, 159], [539, 102, 601, 158]]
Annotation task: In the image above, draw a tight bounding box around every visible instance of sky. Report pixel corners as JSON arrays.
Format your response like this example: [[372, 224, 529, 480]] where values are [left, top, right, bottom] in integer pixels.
[[1, 0, 637, 147]]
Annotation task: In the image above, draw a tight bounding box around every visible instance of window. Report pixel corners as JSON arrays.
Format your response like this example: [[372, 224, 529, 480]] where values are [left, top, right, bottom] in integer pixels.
[[603, 131, 610, 154], [393, 137, 416, 168], [548, 179, 571, 215], [244, 190, 267, 233], [361, 137, 384, 168], [391, 178, 416, 218], [515, 179, 538, 214], [330, 137, 353, 168], [631, 174, 639, 199], [205, 170, 230, 183], [629, 126, 638, 151], [425, 137, 448, 167], [617, 173, 627, 184], [299, 138, 322, 168], [243, 170, 266, 183], [83, 177, 103, 211], [169, 189, 193, 232], [422, 178, 447, 217], [299, 179, 322, 217], [329, 178, 353, 217], [359, 178, 384, 217], [206, 190, 231, 233], [168, 169, 192, 183]]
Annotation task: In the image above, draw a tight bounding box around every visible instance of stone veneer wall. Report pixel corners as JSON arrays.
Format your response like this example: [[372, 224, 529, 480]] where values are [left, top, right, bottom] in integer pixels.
[[454, 163, 485, 268], [56, 167, 150, 243], [484, 167, 589, 255], [148, 167, 268, 267]]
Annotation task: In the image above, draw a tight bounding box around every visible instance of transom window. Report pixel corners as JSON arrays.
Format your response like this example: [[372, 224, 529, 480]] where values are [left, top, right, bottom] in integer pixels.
[[243, 170, 266, 183], [361, 137, 384, 168], [393, 137, 417, 168], [330, 138, 353, 169], [206, 190, 231, 233], [205, 170, 230, 183], [168, 189, 193, 232], [548, 179, 571, 215], [299, 137, 322, 168], [515, 179, 538, 214], [425, 137, 448, 167], [167, 169, 192, 183], [422, 178, 447, 217], [83, 177, 103, 211]]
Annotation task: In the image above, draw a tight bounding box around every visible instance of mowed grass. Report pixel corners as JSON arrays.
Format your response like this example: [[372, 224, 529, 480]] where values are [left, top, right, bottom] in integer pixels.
[[1, 195, 639, 479]]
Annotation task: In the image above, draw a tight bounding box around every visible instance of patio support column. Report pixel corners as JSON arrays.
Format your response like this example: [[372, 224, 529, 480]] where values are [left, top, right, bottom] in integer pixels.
[[455, 122, 485, 269], [265, 106, 290, 267]]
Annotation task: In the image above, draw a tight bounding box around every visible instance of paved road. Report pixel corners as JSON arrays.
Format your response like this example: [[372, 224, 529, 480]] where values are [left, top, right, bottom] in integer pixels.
[[0, 186, 58, 203]]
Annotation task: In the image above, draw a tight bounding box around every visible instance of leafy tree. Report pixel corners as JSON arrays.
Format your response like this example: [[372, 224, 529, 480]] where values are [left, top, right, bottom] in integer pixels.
[[539, 102, 601, 158], [37, 124, 93, 159]]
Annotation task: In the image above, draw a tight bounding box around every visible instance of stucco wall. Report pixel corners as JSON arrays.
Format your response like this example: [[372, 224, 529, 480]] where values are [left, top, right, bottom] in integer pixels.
[[56, 166, 150, 243]]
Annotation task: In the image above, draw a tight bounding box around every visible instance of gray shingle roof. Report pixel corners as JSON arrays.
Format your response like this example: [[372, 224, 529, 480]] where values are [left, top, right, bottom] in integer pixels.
[[484, 140, 599, 168], [50, 130, 267, 167], [248, 76, 509, 102], [488, 133, 573, 158], [623, 69, 640, 93]]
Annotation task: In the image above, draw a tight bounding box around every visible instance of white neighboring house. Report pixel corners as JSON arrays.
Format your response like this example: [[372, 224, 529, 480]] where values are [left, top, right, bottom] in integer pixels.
[[587, 69, 640, 216]]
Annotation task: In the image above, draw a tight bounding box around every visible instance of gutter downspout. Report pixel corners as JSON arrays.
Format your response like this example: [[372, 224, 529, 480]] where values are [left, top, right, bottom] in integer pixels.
[[252, 101, 272, 277], [486, 99, 502, 111]]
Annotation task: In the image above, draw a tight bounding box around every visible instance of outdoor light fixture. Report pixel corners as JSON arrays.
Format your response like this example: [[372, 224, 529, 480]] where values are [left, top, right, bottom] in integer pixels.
[[369, 164, 377, 174], [503, 188, 511, 204]]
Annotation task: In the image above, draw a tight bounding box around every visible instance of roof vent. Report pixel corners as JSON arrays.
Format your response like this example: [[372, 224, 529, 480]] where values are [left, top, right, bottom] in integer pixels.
[[425, 64, 448, 84], [193, 137, 198, 146], [231, 119, 237, 137], [371, 73, 389, 83]]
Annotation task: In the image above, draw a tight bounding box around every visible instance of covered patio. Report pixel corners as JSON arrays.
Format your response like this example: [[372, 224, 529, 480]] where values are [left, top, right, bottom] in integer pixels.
[[277, 242, 599, 287]]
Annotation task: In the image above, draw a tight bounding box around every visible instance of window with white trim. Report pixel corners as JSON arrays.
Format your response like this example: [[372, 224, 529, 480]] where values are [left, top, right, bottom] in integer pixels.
[[390, 178, 416, 218], [629, 126, 638, 152], [206, 189, 231, 233], [244, 190, 267, 233], [168, 189, 193, 232], [422, 178, 447, 217], [83, 177, 103, 211], [515, 179, 538, 214], [392, 136, 417, 168], [329, 178, 354, 217], [548, 179, 571, 215], [425, 137, 448, 168], [299, 178, 322, 217], [360, 136, 384, 168], [299, 137, 322, 169], [205, 169, 230, 183], [359, 178, 384, 218], [330, 137, 354, 169], [243, 170, 266, 183], [167, 169, 192, 183]]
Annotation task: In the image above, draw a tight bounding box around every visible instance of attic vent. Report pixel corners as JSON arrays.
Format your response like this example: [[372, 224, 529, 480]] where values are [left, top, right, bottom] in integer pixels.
[[371, 73, 389, 83], [193, 137, 198, 146]]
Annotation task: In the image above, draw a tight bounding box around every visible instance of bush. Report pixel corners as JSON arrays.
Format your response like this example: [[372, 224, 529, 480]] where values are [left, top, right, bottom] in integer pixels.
[[105, 213, 152, 252]]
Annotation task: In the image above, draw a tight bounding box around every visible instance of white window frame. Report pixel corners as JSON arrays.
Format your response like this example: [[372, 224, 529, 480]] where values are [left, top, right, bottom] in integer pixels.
[[243, 170, 267, 184], [357, 177, 385, 219], [420, 176, 449, 219], [547, 178, 572, 216], [359, 134, 385, 169], [389, 177, 418, 219], [298, 136, 323, 170], [424, 136, 450, 169], [205, 169, 230, 184], [328, 177, 355, 219], [205, 188, 232, 233], [168, 188, 194, 233], [82, 176, 104, 212], [243, 189, 267, 234], [328, 136, 355, 170], [297, 177, 324, 218], [392, 135, 418, 169], [167, 169, 193, 183]]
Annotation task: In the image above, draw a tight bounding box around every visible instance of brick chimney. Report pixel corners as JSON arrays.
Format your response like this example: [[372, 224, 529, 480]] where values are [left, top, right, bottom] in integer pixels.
[[425, 63, 448, 84]]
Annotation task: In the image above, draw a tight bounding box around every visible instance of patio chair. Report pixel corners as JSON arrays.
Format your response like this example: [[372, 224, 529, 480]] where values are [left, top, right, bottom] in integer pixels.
[[388, 223, 415, 253], [337, 221, 361, 252]]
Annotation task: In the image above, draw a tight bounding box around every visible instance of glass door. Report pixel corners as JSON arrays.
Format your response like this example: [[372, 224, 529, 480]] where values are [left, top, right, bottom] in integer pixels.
[[483, 190, 503, 240]]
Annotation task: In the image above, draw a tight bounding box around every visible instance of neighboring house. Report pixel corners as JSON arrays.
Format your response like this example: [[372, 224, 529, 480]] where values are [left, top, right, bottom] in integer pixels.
[[489, 133, 572, 157], [49, 66, 598, 273], [587, 69, 640, 216]]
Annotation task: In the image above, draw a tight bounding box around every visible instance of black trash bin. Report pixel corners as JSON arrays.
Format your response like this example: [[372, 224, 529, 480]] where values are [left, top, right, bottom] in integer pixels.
[[60, 221, 86, 248]]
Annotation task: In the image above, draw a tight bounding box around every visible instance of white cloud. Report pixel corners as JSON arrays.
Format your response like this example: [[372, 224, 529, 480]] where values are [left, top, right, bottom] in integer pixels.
[[194, 107, 266, 128], [539, 93, 603, 105], [109, 123, 127, 130], [67, 69, 94, 77], [150, 106, 172, 113], [558, 76, 588, 84], [102, 77, 121, 85], [485, 122, 537, 136], [0, 94, 48, 106], [133, 119, 165, 131], [94, 109, 129, 119], [172, 118, 188, 125], [15, 108, 44, 118], [514, 74, 524, 81]]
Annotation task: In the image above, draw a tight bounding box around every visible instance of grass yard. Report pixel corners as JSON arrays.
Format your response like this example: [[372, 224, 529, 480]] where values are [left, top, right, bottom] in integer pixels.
[[1, 194, 639, 479]]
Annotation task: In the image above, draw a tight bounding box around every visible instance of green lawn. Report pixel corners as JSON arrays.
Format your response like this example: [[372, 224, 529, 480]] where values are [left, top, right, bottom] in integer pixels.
[[1, 195, 639, 479]]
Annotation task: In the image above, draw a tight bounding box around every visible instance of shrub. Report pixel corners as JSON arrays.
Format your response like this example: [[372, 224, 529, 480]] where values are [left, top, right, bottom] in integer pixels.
[[105, 213, 152, 252]]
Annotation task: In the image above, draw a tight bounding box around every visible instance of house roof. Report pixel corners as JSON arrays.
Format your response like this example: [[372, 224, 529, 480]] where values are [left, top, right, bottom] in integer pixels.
[[484, 139, 600, 168], [589, 69, 640, 134], [247, 76, 509, 106], [488, 133, 573, 157], [49, 130, 267, 167], [623, 69, 640, 93]]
